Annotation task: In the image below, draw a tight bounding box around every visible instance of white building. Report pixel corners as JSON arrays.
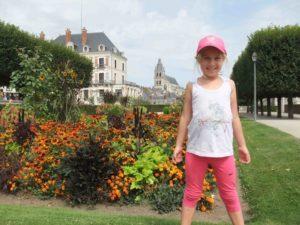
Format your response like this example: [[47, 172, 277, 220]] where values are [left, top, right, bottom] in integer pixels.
[[53, 28, 142, 105], [0, 86, 20, 101]]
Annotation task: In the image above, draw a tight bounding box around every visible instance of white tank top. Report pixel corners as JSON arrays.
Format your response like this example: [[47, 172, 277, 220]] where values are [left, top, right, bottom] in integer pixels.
[[186, 75, 234, 157]]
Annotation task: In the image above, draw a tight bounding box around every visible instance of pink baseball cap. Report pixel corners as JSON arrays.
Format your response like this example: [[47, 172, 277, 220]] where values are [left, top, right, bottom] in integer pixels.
[[196, 35, 227, 55]]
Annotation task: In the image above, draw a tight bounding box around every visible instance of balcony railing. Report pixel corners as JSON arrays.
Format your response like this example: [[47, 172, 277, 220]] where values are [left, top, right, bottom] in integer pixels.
[[91, 80, 115, 86], [94, 65, 107, 69]]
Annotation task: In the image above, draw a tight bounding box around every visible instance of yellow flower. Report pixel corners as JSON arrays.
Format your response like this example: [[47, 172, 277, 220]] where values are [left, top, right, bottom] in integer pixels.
[[39, 74, 45, 81]]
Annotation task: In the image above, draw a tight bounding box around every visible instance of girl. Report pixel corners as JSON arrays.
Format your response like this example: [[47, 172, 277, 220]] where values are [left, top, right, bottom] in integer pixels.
[[172, 35, 251, 225]]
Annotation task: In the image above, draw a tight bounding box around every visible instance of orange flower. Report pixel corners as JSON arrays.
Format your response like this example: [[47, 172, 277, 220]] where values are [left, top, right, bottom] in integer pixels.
[[169, 180, 174, 188], [200, 205, 207, 212]]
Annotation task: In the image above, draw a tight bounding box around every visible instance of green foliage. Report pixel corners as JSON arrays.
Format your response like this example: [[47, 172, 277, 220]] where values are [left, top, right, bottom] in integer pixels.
[[104, 104, 126, 129], [13, 113, 35, 146], [122, 145, 168, 190], [0, 103, 18, 128], [140, 104, 169, 112], [78, 104, 98, 115], [169, 102, 183, 114], [4, 142, 22, 155], [103, 91, 118, 104], [0, 20, 92, 87], [163, 106, 170, 114], [120, 96, 129, 107], [130, 97, 150, 107], [147, 183, 184, 214], [232, 24, 300, 105], [0, 147, 21, 192], [58, 136, 116, 205], [106, 104, 125, 117], [10, 47, 83, 122]]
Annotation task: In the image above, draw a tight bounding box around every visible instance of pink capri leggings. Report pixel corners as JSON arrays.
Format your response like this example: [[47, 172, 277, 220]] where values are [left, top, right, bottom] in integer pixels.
[[182, 152, 241, 212]]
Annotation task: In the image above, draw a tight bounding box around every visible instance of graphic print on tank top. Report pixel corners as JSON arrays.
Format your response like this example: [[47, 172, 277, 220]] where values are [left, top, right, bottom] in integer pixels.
[[197, 101, 231, 138]]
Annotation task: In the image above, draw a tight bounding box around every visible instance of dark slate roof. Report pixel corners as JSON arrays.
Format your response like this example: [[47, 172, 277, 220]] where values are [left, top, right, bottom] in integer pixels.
[[125, 81, 140, 88], [53, 32, 123, 55], [164, 74, 179, 85]]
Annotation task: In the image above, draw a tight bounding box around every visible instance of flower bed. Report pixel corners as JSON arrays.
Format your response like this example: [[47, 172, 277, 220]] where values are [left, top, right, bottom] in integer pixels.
[[0, 104, 217, 213]]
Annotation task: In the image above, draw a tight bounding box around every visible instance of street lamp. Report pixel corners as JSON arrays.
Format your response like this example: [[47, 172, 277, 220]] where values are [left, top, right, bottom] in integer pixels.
[[252, 52, 257, 121]]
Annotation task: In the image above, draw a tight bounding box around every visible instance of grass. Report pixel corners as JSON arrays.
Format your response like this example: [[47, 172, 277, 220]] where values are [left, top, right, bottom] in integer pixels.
[[0, 204, 226, 225], [0, 118, 299, 225], [235, 118, 300, 225]]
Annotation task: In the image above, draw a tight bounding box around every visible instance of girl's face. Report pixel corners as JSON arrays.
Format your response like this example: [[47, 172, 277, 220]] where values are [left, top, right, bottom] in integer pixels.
[[197, 46, 225, 78]]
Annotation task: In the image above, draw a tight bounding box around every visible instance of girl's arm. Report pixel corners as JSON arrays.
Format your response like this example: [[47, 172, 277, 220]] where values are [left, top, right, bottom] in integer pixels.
[[175, 82, 193, 149], [229, 79, 251, 164], [173, 82, 193, 163]]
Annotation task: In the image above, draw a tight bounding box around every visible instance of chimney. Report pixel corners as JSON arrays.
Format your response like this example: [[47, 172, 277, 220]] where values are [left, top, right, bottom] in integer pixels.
[[81, 27, 87, 46], [65, 28, 71, 44], [39, 31, 45, 40]]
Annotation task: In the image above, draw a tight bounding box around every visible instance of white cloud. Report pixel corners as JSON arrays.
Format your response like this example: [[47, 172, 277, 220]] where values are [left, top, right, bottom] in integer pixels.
[[245, 0, 299, 33]]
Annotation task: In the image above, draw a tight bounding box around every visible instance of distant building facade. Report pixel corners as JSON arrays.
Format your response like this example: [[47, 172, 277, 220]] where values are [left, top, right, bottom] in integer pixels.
[[53, 28, 142, 105], [153, 59, 184, 96], [141, 59, 184, 104]]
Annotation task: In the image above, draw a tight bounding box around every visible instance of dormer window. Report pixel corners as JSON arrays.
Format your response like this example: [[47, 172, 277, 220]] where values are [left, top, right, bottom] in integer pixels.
[[83, 45, 89, 52], [98, 44, 105, 52], [66, 41, 74, 50]]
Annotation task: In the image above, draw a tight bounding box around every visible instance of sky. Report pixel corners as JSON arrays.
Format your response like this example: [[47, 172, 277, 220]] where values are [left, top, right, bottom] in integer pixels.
[[0, 0, 299, 88]]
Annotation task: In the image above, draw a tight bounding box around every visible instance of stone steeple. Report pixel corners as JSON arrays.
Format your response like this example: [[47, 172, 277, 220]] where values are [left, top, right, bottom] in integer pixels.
[[154, 58, 165, 78]]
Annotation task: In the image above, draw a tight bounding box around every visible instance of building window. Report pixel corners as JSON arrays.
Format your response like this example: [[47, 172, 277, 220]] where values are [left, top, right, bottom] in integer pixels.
[[84, 90, 89, 101], [99, 58, 104, 68], [83, 45, 89, 52], [164, 84, 167, 90], [122, 63, 124, 71], [122, 75, 124, 84], [115, 89, 122, 97], [99, 89, 104, 96], [114, 73, 116, 84], [99, 73, 104, 84], [114, 60, 117, 69], [98, 44, 105, 51]]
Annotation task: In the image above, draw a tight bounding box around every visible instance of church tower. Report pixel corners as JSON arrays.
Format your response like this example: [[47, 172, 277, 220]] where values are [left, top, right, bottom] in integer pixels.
[[154, 58, 165, 89]]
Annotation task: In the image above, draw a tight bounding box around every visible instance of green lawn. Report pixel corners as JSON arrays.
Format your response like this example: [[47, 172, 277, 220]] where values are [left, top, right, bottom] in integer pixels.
[[235, 119, 300, 225], [0, 204, 225, 225], [0, 119, 299, 225]]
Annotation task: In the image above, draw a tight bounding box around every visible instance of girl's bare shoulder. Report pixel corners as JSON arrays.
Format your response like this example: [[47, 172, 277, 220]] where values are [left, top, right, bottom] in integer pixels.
[[185, 81, 194, 92]]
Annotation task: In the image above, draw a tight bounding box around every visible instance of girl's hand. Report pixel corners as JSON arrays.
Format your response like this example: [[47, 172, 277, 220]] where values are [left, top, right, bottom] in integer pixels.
[[172, 146, 183, 164], [238, 146, 251, 164]]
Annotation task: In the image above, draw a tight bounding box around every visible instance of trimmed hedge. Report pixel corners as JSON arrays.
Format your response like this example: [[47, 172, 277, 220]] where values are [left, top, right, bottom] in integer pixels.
[[141, 104, 169, 113], [232, 25, 300, 102]]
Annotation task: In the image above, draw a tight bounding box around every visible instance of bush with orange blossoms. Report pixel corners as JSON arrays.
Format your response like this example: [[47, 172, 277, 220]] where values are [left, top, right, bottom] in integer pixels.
[[0, 104, 218, 213]]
